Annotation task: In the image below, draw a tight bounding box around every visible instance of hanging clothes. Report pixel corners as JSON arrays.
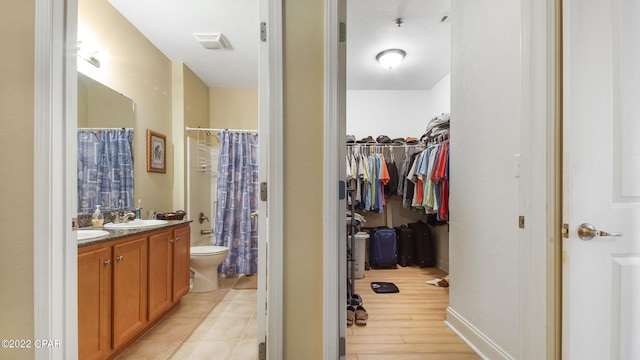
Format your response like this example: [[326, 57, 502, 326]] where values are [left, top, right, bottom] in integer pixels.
[[346, 144, 410, 213], [397, 140, 450, 220]]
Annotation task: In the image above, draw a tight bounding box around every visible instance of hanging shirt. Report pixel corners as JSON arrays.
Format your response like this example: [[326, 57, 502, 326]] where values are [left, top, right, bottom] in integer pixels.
[[378, 154, 390, 212], [384, 159, 399, 196], [403, 152, 420, 208], [411, 150, 427, 208], [423, 145, 439, 211]]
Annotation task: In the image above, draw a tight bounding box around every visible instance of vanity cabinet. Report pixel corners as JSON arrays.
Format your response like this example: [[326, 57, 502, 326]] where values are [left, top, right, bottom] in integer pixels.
[[78, 222, 190, 360], [172, 225, 191, 300], [111, 236, 148, 348], [78, 247, 112, 360], [148, 226, 190, 321]]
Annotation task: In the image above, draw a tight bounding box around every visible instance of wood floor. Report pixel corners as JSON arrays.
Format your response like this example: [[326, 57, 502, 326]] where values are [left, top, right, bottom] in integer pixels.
[[347, 266, 481, 360]]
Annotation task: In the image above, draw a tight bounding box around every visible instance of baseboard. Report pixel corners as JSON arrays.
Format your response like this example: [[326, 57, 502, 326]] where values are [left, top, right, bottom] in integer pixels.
[[445, 307, 515, 360]]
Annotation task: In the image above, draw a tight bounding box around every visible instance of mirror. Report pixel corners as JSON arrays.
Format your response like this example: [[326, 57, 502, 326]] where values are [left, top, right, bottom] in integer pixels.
[[77, 72, 136, 213], [78, 72, 135, 128]]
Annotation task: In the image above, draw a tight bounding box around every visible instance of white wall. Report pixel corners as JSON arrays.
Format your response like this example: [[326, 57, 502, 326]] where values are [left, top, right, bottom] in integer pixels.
[[426, 73, 451, 117], [346, 73, 450, 139], [447, 0, 521, 359]]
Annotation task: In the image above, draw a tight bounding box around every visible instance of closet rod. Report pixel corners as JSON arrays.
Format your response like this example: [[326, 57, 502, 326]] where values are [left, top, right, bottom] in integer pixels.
[[346, 143, 423, 147], [78, 127, 133, 130], [185, 126, 258, 133]]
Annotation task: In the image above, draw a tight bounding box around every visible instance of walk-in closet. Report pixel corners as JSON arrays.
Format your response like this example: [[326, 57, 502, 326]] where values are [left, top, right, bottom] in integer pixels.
[[344, 1, 478, 358]]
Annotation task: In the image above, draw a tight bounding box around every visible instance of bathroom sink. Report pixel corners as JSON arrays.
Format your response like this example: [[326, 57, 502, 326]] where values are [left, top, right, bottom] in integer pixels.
[[103, 219, 169, 230], [77, 229, 110, 241]]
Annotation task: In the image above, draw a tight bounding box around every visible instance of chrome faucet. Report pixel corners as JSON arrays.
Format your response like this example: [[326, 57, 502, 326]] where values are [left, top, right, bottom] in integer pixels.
[[113, 199, 136, 223]]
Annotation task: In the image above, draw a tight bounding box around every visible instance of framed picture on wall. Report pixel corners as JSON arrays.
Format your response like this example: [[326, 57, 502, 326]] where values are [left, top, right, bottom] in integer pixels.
[[146, 129, 166, 173]]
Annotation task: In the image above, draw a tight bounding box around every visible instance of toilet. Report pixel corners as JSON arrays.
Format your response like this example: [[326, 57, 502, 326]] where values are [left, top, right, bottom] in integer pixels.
[[190, 245, 229, 292]]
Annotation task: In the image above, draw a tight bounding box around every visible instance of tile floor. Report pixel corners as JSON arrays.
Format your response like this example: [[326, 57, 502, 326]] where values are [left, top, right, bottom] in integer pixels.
[[115, 276, 258, 360]]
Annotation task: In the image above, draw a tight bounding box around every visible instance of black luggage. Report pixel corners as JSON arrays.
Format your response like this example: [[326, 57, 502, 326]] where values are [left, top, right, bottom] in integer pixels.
[[394, 225, 415, 267], [408, 221, 434, 267], [369, 228, 398, 269]]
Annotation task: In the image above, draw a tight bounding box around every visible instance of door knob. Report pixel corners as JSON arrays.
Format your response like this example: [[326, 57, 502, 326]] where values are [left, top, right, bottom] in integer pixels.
[[577, 223, 623, 240]]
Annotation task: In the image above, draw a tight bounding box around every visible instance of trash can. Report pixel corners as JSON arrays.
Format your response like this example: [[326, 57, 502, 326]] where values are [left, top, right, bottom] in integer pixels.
[[349, 232, 369, 279]]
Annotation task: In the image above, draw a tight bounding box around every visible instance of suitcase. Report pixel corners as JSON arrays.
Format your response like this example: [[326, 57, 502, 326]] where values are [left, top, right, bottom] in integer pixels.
[[394, 225, 415, 267], [369, 228, 398, 269], [408, 221, 434, 267]]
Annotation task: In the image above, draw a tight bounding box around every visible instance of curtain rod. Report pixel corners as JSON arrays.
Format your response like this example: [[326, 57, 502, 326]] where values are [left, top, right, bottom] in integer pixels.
[[185, 127, 258, 133]]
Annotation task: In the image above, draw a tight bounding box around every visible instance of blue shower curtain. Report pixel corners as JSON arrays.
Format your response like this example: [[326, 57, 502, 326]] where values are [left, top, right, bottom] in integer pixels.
[[213, 130, 259, 276], [78, 129, 134, 213]]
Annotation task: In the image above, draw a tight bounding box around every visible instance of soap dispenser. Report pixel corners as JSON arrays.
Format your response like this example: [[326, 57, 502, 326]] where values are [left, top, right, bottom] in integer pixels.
[[92, 205, 104, 228]]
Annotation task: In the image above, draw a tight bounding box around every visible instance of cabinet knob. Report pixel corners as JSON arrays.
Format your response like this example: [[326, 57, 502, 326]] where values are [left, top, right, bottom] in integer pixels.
[[170, 239, 174, 244], [176, 237, 181, 241], [104, 259, 112, 265], [117, 255, 124, 262]]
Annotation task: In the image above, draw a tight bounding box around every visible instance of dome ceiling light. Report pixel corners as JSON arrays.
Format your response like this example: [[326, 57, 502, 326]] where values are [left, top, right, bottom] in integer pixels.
[[376, 49, 406, 69], [376, 17, 406, 69]]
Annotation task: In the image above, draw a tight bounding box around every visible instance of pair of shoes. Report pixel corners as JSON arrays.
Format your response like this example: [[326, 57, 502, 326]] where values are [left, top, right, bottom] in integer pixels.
[[346, 306, 355, 326], [350, 294, 362, 306], [354, 305, 368, 325]]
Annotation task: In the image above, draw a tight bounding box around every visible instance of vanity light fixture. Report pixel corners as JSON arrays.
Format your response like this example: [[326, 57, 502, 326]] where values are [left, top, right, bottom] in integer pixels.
[[376, 49, 406, 69], [77, 41, 102, 68]]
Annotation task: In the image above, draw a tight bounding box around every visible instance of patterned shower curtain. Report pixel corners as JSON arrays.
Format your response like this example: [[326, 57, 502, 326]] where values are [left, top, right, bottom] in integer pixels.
[[213, 130, 259, 276], [78, 129, 134, 213]]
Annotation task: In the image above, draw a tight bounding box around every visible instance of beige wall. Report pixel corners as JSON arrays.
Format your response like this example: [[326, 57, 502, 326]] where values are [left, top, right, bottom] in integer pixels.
[[174, 63, 211, 210], [283, 0, 324, 357], [79, 0, 174, 214], [0, 1, 35, 359], [209, 87, 258, 130]]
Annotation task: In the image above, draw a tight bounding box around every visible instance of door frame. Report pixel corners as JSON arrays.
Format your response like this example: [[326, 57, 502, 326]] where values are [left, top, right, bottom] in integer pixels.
[[518, 0, 563, 358], [322, 0, 561, 358], [34, 0, 79, 358], [258, 0, 285, 357], [34, 0, 284, 358], [323, 0, 347, 358]]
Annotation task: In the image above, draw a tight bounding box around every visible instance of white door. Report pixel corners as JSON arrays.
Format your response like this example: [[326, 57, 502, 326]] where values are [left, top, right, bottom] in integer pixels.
[[563, 0, 640, 359]]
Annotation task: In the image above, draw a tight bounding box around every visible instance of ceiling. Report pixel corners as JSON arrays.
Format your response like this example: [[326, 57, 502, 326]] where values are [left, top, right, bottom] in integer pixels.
[[108, 0, 450, 91]]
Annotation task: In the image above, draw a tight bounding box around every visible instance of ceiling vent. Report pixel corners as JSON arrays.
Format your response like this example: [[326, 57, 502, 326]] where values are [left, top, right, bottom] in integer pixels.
[[193, 33, 230, 50]]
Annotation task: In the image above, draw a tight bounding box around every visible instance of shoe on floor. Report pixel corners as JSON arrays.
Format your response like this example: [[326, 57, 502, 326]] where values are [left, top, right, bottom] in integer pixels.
[[347, 305, 355, 326], [355, 305, 368, 326]]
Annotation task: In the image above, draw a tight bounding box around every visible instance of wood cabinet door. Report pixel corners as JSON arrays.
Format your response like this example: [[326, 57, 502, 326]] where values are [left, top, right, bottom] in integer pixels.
[[78, 246, 112, 360], [148, 229, 173, 321], [112, 236, 147, 349], [173, 225, 191, 300]]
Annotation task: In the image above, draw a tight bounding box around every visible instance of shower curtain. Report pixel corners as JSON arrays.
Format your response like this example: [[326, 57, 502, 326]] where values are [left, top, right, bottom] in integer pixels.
[[214, 130, 259, 276], [77, 129, 134, 212]]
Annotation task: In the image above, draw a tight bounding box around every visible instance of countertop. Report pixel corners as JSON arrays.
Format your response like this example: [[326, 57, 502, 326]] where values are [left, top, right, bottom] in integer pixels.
[[77, 219, 192, 248]]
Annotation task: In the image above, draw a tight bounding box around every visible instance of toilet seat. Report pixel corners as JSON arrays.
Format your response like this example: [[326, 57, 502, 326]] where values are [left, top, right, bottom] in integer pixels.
[[191, 245, 228, 256]]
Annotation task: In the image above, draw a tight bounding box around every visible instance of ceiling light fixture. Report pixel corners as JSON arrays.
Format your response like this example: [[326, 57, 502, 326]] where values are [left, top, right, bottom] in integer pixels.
[[376, 49, 406, 69]]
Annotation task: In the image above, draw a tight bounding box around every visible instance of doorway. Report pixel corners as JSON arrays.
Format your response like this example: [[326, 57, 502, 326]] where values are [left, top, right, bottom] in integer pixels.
[[35, 0, 283, 358], [324, 0, 559, 359], [343, 1, 456, 357]]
